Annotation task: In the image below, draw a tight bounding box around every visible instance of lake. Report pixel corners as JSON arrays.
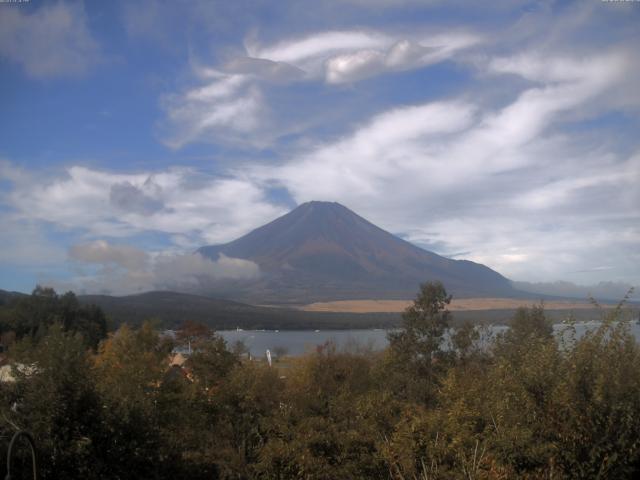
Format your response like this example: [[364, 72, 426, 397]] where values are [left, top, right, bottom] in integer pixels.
[[218, 321, 640, 358]]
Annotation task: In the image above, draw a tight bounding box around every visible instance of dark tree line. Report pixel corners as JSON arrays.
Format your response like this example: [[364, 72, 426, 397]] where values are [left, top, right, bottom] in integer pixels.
[[0, 286, 107, 349]]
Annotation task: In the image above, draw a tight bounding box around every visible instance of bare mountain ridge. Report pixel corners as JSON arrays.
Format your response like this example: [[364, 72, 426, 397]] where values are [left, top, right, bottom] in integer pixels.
[[198, 201, 518, 302]]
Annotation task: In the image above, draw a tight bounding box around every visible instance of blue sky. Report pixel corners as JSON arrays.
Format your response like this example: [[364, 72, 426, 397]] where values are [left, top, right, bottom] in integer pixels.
[[0, 0, 639, 297]]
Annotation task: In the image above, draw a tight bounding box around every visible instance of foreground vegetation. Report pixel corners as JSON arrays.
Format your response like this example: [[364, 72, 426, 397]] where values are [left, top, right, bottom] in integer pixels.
[[1, 284, 639, 479]]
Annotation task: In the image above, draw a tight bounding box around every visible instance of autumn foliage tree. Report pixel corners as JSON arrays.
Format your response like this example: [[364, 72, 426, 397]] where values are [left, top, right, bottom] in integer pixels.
[[2, 284, 640, 479]]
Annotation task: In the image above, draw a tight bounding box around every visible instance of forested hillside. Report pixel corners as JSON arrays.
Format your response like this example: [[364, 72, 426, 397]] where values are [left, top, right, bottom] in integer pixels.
[[77, 290, 401, 330]]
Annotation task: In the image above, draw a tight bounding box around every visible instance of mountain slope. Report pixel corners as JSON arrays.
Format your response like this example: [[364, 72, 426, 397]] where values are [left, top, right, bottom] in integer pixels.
[[199, 201, 516, 302], [0, 289, 27, 305]]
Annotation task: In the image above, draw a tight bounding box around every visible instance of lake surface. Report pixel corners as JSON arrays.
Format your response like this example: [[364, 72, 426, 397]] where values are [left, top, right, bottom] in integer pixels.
[[218, 321, 640, 358]]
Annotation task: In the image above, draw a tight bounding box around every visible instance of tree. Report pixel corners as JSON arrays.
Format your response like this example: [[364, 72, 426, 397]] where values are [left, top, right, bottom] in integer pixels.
[[187, 334, 238, 389], [176, 320, 213, 352], [549, 307, 640, 478], [505, 304, 553, 343], [451, 321, 480, 362], [386, 281, 452, 404], [257, 344, 386, 479], [2, 324, 103, 478], [214, 362, 284, 478], [231, 339, 250, 359], [2, 287, 107, 349], [92, 322, 169, 478]]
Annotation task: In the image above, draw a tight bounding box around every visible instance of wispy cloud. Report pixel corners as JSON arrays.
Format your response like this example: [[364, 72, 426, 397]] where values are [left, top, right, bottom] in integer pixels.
[[0, 1, 100, 78], [250, 46, 639, 284], [160, 72, 266, 149], [160, 28, 479, 148], [323, 33, 479, 84]]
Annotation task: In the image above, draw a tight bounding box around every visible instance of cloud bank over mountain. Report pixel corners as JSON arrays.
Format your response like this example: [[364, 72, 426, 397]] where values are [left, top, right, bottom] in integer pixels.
[[61, 240, 259, 296]]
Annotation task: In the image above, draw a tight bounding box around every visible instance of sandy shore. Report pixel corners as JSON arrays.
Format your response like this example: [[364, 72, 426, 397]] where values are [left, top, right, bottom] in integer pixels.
[[299, 298, 607, 313]]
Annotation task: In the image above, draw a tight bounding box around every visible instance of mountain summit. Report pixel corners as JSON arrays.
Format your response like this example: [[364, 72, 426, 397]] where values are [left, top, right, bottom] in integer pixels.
[[198, 201, 515, 302]]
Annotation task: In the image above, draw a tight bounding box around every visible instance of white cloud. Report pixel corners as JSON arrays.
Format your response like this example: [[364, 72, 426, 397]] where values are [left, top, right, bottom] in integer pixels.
[[65, 241, 260, 295], [160, 28, 479, 147], [252, 49, 639, 284], [258, 100, 476, 201], [161, 73, 265, 148], [248, 29, 479, 84], [153, 252, 259, 286], [69, 240, 149, 271], [325, 49, 387, 84], [413, 213, 640, 285], [325, 33, 479, 84], [223, 57, 305, 83], [3, 164, 286, 246], [0, 1, 100, 78], [248, 30, 391, 65]]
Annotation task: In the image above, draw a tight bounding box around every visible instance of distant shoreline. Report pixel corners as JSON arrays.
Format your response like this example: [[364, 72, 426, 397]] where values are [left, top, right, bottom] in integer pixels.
[[297, 297, 618, 314]]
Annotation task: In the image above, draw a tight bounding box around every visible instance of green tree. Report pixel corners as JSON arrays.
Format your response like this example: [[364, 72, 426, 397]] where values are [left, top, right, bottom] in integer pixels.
[[187, 333, 238, 390], [214, 361, 284, 479], [386, 281, 452, 404], [549, 308, 640, 478], [258, 344, 387, 479], [2, 324, 103, 478], [451, 321, 482, 363], [3, 286, 107, 348]]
